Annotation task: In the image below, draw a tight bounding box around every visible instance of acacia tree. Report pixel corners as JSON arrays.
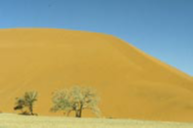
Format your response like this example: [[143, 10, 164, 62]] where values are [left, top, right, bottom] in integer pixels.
[[14, 91, 38, 115], [51, 86, 101, 118]]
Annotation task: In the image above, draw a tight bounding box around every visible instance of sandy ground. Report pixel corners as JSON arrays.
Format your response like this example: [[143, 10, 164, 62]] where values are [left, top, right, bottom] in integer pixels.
[[0, 114, 193, 128], [0, 28, 193, 121]]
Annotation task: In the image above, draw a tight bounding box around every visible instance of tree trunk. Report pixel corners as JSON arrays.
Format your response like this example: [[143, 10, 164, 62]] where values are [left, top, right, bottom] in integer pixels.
[[29, 105, 33, 115], [76, 103, 83, 118], [79, 108, 82, 118], [76, 110, 80, 117]]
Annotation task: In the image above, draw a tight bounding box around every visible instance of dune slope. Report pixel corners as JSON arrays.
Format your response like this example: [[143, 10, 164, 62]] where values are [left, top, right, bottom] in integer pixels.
[[0, 28, 193, 122]]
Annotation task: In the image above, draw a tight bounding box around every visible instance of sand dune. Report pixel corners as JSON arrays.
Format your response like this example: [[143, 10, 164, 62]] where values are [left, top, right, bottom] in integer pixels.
[[0, 28, 193, 122]]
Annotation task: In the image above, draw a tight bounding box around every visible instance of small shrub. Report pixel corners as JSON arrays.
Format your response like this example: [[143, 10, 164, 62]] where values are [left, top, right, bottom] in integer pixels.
[[14, 91, 38, 115], [51, 86, 101, 118]]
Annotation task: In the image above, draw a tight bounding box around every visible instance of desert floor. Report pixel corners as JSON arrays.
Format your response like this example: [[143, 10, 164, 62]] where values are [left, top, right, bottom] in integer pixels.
[[0, 114, 193, 128]]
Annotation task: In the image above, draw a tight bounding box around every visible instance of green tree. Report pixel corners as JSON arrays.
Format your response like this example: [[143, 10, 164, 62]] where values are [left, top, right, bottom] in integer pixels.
[[14, 98, 25, 114], [14, 91, 38, 115], [51, 86, 101, 118]]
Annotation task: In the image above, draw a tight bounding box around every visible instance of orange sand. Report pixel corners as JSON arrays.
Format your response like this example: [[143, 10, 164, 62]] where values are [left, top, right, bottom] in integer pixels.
[[0, 28, 193, 122]]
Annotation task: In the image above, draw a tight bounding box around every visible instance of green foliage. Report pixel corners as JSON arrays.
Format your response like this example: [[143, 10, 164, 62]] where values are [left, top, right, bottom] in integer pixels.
[[51, 86, 101, 118], [14, 91, 38, 115]]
